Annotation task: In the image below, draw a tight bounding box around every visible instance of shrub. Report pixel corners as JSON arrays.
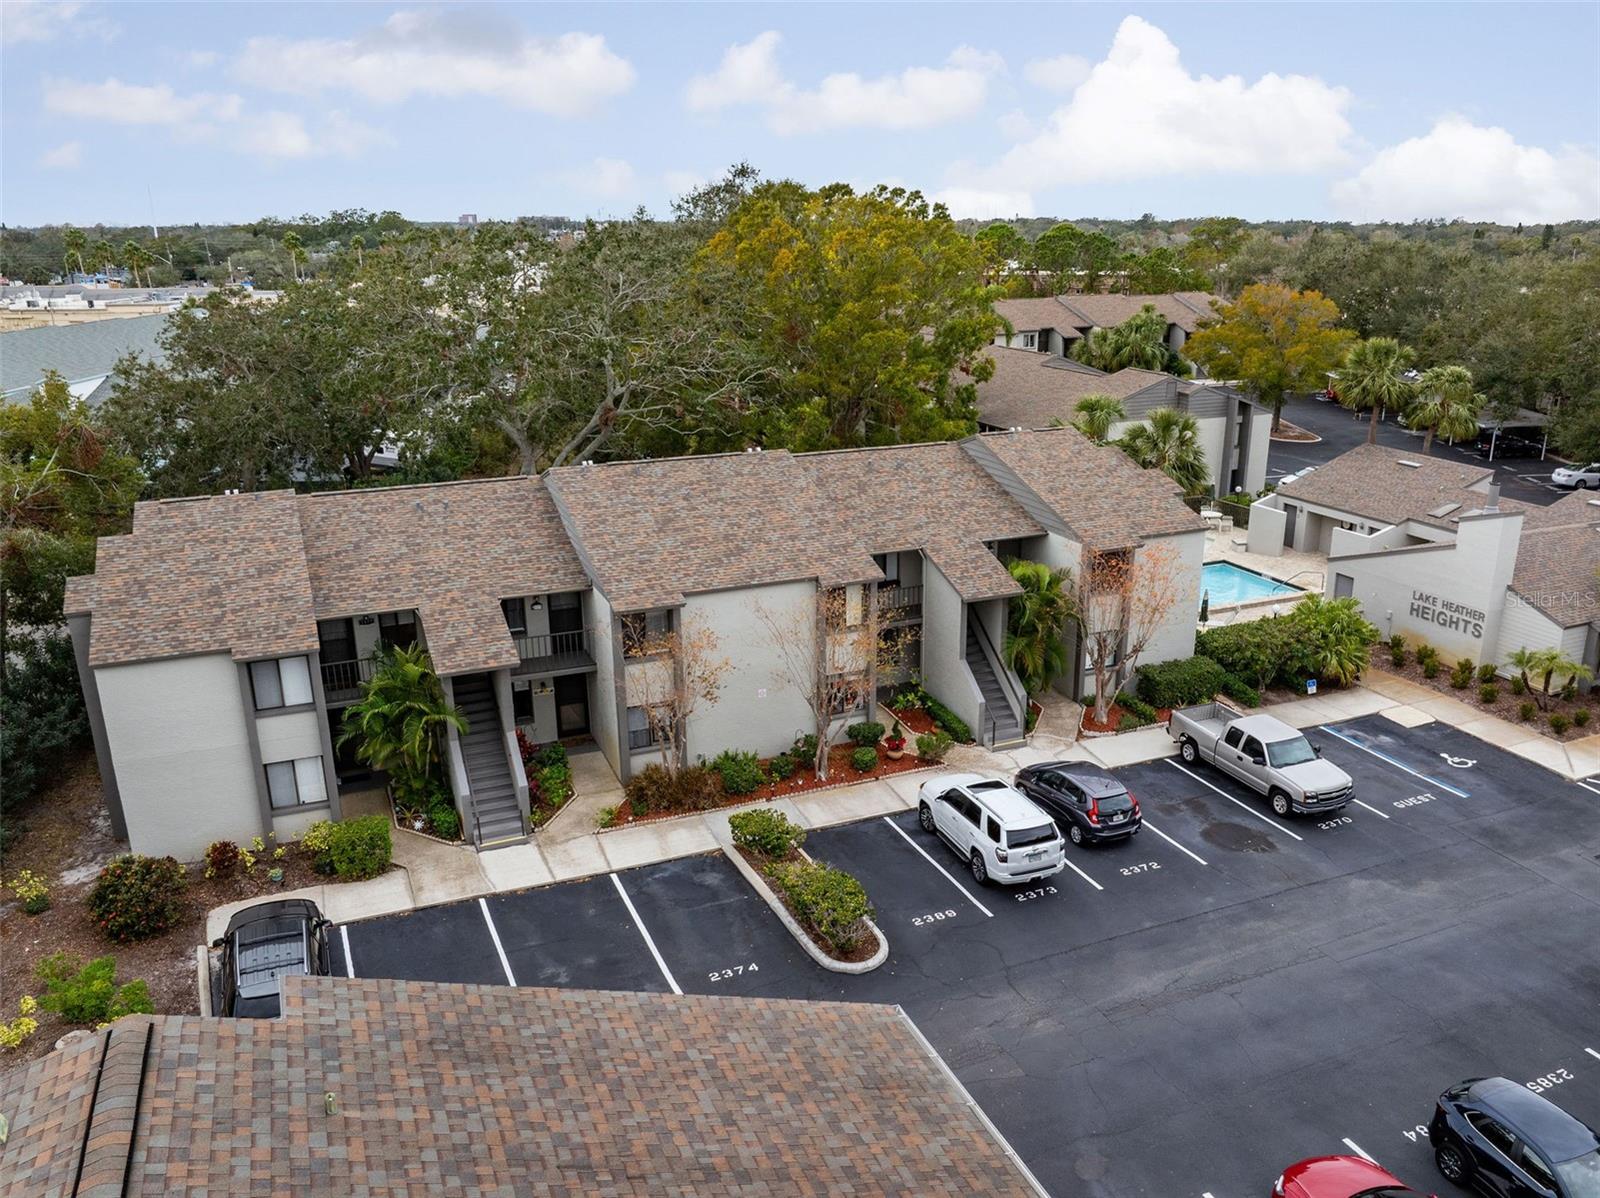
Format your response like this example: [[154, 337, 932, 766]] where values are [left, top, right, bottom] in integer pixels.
[[768, 752, 796, 781], [711, 749, 765, 796], [300, 820, 336, 872], [792, 733, 820, 767], [1116, 713, 1145, 732], [1510, 675, 1527, 696], [8, 869, 50, 915], [536, 742, 569, 769], [1517, 700, 1537, 722], [923, 694, 973, 743], [596, 805, 619, 829], [766, 860, 874, 956], [626, 764, 672, 816], [845, 721, 885, 748], [1575, 708, 1591, 728], [624, 764, 724, 816], [729, 807, 806, 860], [1549, 713, 1571, 734], [1422, 659, 1440, 679], [87, 855, 186, 943], [1477, 664, 1498, 684], [850, 745, 879, 772], [1135, 656, 1228, 708], [427, 802, 460, 841], [203, 840, 241, 880], [1219, 672, 1261, 708], [1478, 684, 1500, 705], [915, 730, 953, 762], [35, 955, 154, 1025], [1449, 659, 1474, 688], [325, 815, 392, 880], [1117, 693, 1159, 724], [0, 995, 40, 1050], [537, 761, 573, 807], [1415, 643, 1440, 669], [1196, 619, 1295, 690]]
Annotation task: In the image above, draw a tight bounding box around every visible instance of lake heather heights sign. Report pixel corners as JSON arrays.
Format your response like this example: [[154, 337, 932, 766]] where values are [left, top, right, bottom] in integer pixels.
[[1409, 590, 1486, 640]]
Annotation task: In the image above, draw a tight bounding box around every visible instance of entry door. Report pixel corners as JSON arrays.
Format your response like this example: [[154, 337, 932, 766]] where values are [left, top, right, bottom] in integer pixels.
[[553, 674, 589, 737], [1283, 503, 1298, 548]]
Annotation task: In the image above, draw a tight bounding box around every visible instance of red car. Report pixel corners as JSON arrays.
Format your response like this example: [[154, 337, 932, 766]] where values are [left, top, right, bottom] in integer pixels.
[[1272, 1155, 1433, 1198]]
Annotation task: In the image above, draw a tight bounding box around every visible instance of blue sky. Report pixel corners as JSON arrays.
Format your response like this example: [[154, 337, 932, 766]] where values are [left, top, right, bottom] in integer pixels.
[[4, 2, 1597, 227]]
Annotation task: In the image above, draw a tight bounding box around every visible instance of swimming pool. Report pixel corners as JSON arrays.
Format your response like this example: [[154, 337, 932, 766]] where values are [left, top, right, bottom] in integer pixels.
[[1200, 561, 1302, 606]]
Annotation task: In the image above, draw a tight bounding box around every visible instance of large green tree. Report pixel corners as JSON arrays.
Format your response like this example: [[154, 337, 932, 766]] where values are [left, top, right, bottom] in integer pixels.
[[1339, 337, 1416, 445], [1004, 560, 1077, 697], [1033, 222, 1121, 293], [1408, 365, 1484, 451], [1118, 408, 1211, 494]]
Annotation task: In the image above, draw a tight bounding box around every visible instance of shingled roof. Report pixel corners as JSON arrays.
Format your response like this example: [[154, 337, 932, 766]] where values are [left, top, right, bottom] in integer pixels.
[[0, 977, 1043, 1198], [1275, 445, 1498, 530], [992, 296, 1083, 340], [1509, 491, 1600, 627], [974, 348, 1177, 430], [1057, 292, 1219, 333]]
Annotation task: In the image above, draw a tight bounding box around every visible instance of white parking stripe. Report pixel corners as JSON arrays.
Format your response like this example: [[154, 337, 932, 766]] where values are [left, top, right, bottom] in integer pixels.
[[1142, 818, 1208, 865], [1059, 855, 1104, 892], [1585, 1047, 1600, 1062], [478, 897, 518, 987], [1352, 798, 1392, 820], [610, 872, 683, 994], [1317, 724, 1469, 798], [1577, 780, 1600, 798], [1341, 1137, 1376, 1163], [883, 817, 995, 918], [339, 925, 355, 978], [1165, 760, 1305, 841]]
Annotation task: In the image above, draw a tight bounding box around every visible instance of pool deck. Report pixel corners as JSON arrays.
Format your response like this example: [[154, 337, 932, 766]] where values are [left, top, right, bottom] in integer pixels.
[[1202, 527, 1327, 624]]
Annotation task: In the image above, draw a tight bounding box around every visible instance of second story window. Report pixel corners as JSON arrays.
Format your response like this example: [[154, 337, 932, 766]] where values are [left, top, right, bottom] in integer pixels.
[[1020, 330, 1038, 350], [502, 597, 527, 636], [622, 609, 675, 657], [250, 656, 314, 710]]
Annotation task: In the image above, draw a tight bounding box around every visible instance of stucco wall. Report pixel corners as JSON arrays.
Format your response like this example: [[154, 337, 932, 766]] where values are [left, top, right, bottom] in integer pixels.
[[1243, 407, 1272, 493], [922, 560, 982, 732], [1493, 591, 1568, 671], [97, 653, 261, 859], [1142, 530, 1205, 666], [587, 588, 621, 776], [1107, 417, 1226, 497], [256, 709, 324, 765]]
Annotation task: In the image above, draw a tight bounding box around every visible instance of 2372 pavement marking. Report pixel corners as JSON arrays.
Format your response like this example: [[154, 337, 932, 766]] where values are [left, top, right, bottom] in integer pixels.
[[1142, 818, 1208, 865]]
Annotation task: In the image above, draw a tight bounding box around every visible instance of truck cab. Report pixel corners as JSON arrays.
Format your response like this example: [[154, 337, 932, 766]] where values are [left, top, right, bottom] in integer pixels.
[[1169, 704, 1354, 817]]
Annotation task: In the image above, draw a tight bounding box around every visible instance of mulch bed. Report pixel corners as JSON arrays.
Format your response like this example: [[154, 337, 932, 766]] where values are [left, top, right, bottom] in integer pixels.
[[1269, 418, 1320, 442], [884, 705, 938, 736], [1382, 659, 1599, 742], [733, 844, 880, 964], [1080, 702, 1172, 735]]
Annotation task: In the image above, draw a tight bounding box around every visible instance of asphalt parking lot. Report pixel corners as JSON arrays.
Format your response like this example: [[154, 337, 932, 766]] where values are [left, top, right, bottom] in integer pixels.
[[331, 715, 1600, 1196]]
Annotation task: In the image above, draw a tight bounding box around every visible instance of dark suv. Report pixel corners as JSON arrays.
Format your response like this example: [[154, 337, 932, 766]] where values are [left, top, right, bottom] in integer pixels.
[[1430, 1076, 1600, 1196], [1013, 761, 1142, 846], [214, 899, 332, 1018]]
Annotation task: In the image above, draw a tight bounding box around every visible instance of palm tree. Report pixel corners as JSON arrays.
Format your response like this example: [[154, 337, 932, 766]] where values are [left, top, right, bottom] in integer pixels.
[[1340, 337, 1416, 445], [282, 231, 306, 283], [1505, 646, 1595, 708], [62, 226, 88, 280], [1071, 394, 1126, 444], [1118, 408, 1211, 494], [1004, 560, 1077, 696], [1408, 365, 1483, 451], [337, 645, 466, 790]]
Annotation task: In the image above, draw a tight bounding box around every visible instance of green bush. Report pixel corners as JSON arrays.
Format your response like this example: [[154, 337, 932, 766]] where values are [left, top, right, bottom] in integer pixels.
[[1450, 659, 1475, 689], [1478, 683, 1500, 705], [1422, 659, 1440, 679], [1415, 643, 1440, 669], [792, 733, 820, 767], [1574, 708, 1591, 728], [326, 815, 392, 880], [1477, 664, 1498, 684], [1518, 701, 1538, 722], [1549, 713, 1571, 734], [204, 840, 241, 879], [711, 749, 765, 795], [624, 763, 724, 816], [87, 855, 187, 944], [850, 745, 879, 772], [768, 752, 796, 781], [766, 860, 874, 956], [537, 761, 573, 807], [535, 742, 569, 769], [915, 731, 953, 762], [1116, 712, 1145, 732], [844, 721, 885, 748], [427, 801, 460, 840], [890, 677, 930, 711], [1135, 656, 1227, 708], [729, 807, 806, 859], [595, 805, 618, 829], [922, 694, 973, 743], [1117, 693, 1160, 724], [1219, 672, 1261, 708], [35, 954, 154, 1025], [1510, 675, 1527, 696], [1196, 619, 1295, 690]]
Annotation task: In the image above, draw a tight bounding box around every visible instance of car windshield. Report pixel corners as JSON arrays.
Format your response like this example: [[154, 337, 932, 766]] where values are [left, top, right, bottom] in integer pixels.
[[1266, 736, 1316, 767], [1555, 1150, 1600, 1198], [1007, 823, 1057, 848]]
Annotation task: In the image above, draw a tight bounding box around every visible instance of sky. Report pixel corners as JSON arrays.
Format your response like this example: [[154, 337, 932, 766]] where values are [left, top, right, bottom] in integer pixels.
[[3, 1, 1598, 228]]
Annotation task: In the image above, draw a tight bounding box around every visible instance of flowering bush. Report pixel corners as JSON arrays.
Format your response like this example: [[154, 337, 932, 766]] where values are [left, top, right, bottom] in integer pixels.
[[0, 995, 40, 1050], [8, 869, 50, 915], [87, 855, 186, 943], [203, 840, 241, 879]]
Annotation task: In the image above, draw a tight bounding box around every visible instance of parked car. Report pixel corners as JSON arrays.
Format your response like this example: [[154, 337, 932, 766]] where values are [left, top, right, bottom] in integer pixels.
[[213, 898, 332, 1018], [1272, 1154, 1431, 1197], [1168, 703, 1354, 817], [1430, 1076, 1600, 1196], [1551, 462, 1600, 489], [1014, 761, 1142, 846], [1474, 430, 1545, 460], [916, 773, 1065, 885]]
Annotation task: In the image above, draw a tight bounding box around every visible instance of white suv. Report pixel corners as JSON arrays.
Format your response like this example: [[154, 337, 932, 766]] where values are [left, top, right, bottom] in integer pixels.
[[917, 773, 1065, 885]]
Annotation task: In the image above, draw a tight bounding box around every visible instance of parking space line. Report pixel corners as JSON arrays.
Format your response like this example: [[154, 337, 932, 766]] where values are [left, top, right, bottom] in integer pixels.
[[1317, 724, 1469, 798], [339, 925, 355, 978], [1577, 779, 1600, 798], [1059, 856, 1104, 891], [882, 817, 994, 917], [609, 872, 683, 994], [1165, 760, 1305, 841], [1585, 1047, 1600, 1062], [1352, 798, 1392, 820], [1142, 818, 1208, 865], [478, 897, 518, 988], [1341, 1137, 1376, 1163]]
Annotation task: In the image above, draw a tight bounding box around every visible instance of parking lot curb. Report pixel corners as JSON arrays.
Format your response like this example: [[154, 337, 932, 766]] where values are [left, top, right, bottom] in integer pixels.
[[712, 824, 888, 974]]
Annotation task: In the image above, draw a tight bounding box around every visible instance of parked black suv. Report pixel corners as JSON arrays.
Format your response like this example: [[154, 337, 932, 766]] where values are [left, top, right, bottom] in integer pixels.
[[1013, 761, 1142, 846], [214, 899, 332, 1018], [1430, 1076, 1600, 1196]]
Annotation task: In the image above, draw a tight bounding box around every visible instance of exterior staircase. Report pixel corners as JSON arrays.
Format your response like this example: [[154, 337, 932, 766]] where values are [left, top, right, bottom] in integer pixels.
[[965, 619, 1026, 749], [452, 673, 524, 846]]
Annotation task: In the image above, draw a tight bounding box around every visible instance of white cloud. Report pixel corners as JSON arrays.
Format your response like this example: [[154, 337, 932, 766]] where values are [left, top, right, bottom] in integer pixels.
[[45, 77, 242, 125], [1023, 52, 1091, 93], [1, 1, 116, 46], [185, 49, 220, 68], [40, 140, 83, 170], [237, 10, 634, 116], [931, 187, 1035, 220], [992, 17, 1353, 187], [686, 31, 1003, 134], [234, 110, 393, 160], [1332, 116, 1600, 224], [996, 108, 1034, 141]]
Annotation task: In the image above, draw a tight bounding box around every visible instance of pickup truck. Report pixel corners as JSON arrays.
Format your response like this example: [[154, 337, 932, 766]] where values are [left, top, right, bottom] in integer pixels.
[[1168, 702, 1354, 817]]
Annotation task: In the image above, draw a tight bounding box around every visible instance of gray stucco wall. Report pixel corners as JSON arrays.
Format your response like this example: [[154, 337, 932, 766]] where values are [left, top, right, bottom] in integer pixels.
[[586, 588, 622, 776], [67, 613, 125, 839], [96, 652, 261, 860], [1243, 407, 1271, 493], [921, 560, 983, 733], [1141, 530, 1206, 667]]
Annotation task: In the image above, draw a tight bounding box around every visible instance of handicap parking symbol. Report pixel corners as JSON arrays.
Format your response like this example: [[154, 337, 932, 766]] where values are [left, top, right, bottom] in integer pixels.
[[1439, 752, 1476, 769]]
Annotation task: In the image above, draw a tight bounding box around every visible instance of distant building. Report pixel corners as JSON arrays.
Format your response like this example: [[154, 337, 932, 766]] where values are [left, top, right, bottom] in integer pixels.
[[459, 213, 479, 227], [0, 313, 168, 406]]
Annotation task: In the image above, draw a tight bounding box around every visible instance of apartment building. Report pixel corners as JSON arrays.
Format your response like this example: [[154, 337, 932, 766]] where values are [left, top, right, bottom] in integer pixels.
[[993, 291, 1217, 356]]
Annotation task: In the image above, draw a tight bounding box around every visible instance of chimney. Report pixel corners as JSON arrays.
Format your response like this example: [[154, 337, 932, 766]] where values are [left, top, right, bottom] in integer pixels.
[[1485, 481, 1500, 512]]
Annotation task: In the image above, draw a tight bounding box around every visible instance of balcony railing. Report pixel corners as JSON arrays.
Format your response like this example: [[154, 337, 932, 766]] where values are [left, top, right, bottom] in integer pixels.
[[320, 657, 374, 703], [878, 584, 923, 621], [513, 627, 594, 673], [627, 726, 660, 752]]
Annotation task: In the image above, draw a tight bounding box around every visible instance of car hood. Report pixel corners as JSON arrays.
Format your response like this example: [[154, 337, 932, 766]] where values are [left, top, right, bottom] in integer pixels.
[[1282, 1154, 1413, 1195], [1279, 758, 1353, 792]]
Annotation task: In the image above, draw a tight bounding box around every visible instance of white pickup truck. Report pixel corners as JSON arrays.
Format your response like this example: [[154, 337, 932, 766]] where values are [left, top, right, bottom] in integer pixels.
[[1168, 702, 1354, 817]]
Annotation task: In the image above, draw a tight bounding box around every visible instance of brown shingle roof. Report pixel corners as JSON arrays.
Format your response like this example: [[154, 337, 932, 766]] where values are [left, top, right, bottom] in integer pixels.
[[1058, 292, 1218, 333], [544, 451, 879, 611], [1275, 445, 1496, 529], [973, 348, 1171, 430], [1509, 492, 1600, 626], [993, 296, 1082, 340], [62, 574, 94, 617], [0, 977, 1042, 1198]]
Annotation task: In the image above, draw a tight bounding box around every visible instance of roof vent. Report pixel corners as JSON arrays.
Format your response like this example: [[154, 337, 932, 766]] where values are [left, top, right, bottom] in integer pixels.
[[1427, 502, 1460, 518], [1397, 459, 1422, 469], [1587, 498, 1600, 508], [1484, 482, 1500, 513], [414, 500, 423, 512]]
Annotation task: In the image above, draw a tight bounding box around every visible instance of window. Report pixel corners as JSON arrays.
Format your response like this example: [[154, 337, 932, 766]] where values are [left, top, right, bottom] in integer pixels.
[[827, 673, 868, 715], [1465, 1111, 1517, 1158], [502, 597, 527, 635], [250, 656, 314, 710], [1019, 331, 1038, 350], [1519, 1147, 1555, 1190], [1240, 736, 1264, 761], [317, 619, 355, 665], [511, 679, 534, 722], [622, 609, 674, 657], [985, 816, 1001, 842], [958, 797, 981, 826], [378, 610, 418, 650], [824, 586, 866, 631], [627, 705, 661, 751], [264, 756, 327, 809]]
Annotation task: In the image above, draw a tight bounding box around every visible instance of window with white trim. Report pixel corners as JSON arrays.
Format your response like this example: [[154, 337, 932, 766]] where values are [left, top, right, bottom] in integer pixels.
[[265, 756, 328, 809], [1020, 331, 1038, 350], [250, 656, 314, 710]]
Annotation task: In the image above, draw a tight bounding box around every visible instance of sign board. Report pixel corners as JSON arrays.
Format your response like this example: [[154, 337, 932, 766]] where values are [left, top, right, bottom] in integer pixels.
[[1305, 679, 1318, 696]]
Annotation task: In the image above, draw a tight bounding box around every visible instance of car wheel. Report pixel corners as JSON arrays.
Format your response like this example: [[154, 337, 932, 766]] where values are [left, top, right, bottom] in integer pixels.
[[1069, 824, 1085, 846], [1578, 479, 1591, 490], [1434, 1140, 1475, 1183], [1269, 790, 1292, 817], [969, 851, 988, 885], [1179, 738, 1198, 764], [918, 803, 935, 833]]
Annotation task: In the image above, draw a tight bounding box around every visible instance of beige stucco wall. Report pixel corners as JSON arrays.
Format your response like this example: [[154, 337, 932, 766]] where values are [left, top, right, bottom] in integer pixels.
[[1242, 407, 1272, 493], [96, 653, 261, 860], [922, 560, 983, 732], [1141, 529, 1206, 667], [256, 709, 324, 764]]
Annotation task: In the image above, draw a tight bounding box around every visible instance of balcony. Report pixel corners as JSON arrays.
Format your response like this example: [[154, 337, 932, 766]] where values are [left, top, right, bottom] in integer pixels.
[[513, 627, 595, 676], [878, 584, 923, 623], [321, 658, 374, 705]]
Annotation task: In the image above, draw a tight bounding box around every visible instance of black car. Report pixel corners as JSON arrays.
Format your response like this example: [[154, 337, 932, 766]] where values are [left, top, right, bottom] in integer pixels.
[[213, 898, 332, 1018], [1430, 1076, 1600, 1196], [1013, 761, 1142, 846]]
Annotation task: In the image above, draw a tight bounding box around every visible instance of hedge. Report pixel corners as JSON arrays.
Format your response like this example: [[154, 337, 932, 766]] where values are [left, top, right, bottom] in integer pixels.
[[766, 860, 874, 956], [326, 815, 392, 880], [728, 808, 805, 859], [922, 694, 973, 743], [1135, 657, 1228, 709]]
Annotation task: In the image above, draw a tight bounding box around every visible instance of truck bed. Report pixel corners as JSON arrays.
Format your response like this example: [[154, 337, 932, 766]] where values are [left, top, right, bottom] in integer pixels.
[[1167, 700, 1242, 743]]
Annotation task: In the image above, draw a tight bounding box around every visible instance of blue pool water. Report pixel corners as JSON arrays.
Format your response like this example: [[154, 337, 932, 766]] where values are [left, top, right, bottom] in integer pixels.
[[1201, 562, 1302, 606]]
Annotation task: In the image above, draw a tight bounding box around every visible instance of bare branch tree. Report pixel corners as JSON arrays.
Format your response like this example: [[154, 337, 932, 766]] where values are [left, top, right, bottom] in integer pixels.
[[1075, 542, 1186, 725], [620, 614, 731, 777]]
